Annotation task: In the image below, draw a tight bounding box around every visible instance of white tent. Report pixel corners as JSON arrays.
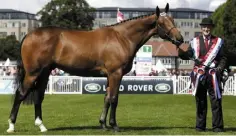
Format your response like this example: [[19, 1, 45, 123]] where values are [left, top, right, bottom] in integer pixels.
[[152, 59, 167, 72], [4, 58, 10, 66]]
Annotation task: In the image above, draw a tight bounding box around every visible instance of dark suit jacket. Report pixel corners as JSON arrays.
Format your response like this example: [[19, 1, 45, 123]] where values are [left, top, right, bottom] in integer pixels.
[[178, 35, 228, 70]]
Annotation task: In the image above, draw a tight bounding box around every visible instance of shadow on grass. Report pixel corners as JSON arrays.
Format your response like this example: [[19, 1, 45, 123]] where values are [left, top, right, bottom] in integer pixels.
[[49, 126, 194, 131], [49, 126, 236, 132], [225, 127, 236, 131]]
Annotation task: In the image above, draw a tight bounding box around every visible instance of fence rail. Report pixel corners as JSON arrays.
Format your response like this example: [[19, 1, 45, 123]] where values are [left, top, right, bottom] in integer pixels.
[[0, 76, 235, 95]]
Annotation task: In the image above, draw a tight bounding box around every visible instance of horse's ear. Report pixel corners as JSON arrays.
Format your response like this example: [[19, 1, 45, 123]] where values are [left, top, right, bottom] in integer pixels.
[[165, 3, 169, 13], [156, 6, 160, 18]]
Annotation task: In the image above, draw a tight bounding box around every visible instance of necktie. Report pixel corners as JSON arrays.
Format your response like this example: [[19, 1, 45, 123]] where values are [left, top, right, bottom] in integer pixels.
[[205, 37, 209, 50]]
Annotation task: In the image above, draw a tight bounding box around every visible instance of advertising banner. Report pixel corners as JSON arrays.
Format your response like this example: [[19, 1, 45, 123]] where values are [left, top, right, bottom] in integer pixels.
[[82, 78, 173, 94]]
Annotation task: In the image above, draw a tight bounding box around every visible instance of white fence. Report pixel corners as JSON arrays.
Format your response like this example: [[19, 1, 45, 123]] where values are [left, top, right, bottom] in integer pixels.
[[0, 76, 236, 95]]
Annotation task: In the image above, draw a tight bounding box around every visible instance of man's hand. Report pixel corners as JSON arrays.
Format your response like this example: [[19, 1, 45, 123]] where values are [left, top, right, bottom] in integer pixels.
[[172, 40, 183, 48], [215, 67, 223, 73], [194, 59, 202, 66], [222, 70, 229, 83]]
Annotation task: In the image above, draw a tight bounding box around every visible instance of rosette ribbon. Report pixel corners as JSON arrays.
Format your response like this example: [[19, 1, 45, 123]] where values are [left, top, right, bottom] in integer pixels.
[[192, 68, 205, 96], [209, 69, 221, 99]]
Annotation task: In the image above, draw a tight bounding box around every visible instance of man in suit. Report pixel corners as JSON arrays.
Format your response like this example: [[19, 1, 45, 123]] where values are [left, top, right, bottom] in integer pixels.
[[176, 18, 227, 132]]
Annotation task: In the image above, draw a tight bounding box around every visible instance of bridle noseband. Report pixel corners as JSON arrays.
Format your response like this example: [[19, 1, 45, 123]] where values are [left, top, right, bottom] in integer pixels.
[[157, 24, 183, 47]]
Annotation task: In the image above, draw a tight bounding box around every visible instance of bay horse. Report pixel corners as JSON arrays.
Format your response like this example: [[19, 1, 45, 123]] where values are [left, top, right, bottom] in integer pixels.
[[7, 3, 183, 133]]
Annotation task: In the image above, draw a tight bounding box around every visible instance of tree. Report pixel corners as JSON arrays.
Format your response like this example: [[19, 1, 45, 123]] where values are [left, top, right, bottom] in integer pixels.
[[211, 3, 226, 37], [37, 0, 95, 30], [0, 35, 20, 60], [223, 0, 236, 60]]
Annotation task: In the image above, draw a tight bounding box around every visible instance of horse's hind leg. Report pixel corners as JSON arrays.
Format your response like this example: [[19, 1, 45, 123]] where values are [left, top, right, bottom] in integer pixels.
[[34, 69, 51, 132], [7, 89, 22, 133], [7, 73, 39, 133]]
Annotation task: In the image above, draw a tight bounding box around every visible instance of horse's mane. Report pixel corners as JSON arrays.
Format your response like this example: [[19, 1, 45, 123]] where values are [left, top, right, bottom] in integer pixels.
[[35, 12, 156, 30], [105, 12, 155, 27]]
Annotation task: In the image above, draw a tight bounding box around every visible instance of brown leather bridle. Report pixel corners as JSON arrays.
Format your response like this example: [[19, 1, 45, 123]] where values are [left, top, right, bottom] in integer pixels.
[[157, 24, 183, 46]]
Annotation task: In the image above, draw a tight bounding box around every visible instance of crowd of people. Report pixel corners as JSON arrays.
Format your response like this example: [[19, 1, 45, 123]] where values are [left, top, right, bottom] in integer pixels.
[[0, 65, 17, 76], [126, 69, 192, 76], [2, 65, 236, 77], [148, 69, 191, 76]]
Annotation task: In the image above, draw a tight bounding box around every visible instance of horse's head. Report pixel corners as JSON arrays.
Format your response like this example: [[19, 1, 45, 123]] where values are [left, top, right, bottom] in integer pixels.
[[155, 3, 184, 47]]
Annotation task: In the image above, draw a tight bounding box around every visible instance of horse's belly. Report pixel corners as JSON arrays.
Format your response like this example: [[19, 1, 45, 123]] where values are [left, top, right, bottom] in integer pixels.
[[57, 66, 107, 77]]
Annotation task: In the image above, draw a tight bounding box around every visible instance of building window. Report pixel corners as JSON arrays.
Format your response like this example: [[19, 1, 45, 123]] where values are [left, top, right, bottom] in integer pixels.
[[174, 22, 179, 27], [21, 32, 26, 36], [194, 22, 200, 28], [99, 12, 102, 18], [1, 23, 7, 28], [22, 23, 26, 27], [12, 23, 15, 27], [194, 32, 201, 37], [185, 31, 189, 37], [0, 32, 7, 38], [184, 41, 189, 44], [132, 12, 139, 18], [11, 32, 15, 35]]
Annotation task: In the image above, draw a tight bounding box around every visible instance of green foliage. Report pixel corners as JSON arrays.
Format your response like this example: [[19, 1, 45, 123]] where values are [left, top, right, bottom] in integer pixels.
[[211, 3, 226, 37], [0, 35, 20, 61], [37, 0, 95, 30], [223, 0, 236, 59]]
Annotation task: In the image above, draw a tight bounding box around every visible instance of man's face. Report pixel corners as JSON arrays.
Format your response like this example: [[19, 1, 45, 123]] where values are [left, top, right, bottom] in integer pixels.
[[201, 25, 213, 36]]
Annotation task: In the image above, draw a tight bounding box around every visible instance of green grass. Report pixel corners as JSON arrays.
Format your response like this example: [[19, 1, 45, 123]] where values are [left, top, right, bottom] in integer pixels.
[[0, 94, 236, 135]]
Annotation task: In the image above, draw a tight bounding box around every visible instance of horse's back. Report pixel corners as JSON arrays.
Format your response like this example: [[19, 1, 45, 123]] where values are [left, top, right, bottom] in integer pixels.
[[21, 26, 127, 76]]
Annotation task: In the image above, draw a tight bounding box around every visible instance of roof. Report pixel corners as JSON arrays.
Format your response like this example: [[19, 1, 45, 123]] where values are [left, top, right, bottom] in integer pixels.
[[96, 7, 213, 13], [145, 41, 189, 57], [0, 9, 35, 15]]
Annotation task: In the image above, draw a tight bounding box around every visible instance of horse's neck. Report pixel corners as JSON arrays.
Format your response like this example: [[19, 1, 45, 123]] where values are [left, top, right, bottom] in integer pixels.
[[114, 15, 157, 52]]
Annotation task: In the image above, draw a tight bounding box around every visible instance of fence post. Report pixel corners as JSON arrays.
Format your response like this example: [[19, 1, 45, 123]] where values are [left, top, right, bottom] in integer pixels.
[[80, 77, 83, 94], [172, 75, 177, 94], [234, 76, 236, 96], [49, 76, 53, 95]]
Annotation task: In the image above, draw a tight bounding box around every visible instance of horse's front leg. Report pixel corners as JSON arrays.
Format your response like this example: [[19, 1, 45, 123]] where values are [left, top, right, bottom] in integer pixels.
[[108, 70, 122, 132], [99, 90, 110, 130]]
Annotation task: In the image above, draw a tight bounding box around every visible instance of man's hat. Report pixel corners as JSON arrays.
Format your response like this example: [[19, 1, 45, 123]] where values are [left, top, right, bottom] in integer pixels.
[[200, 18, 215, 26]]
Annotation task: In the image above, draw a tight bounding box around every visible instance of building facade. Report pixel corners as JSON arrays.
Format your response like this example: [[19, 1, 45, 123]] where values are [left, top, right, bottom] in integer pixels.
[[0, 9, 41, 41]]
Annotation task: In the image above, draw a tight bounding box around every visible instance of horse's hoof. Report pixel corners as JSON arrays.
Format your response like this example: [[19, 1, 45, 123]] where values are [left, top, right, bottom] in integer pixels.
[[100, 124, 109, 131], [6, 128, 14, 133], [40, 128, 47, 132], [113, 126, 120, 132]]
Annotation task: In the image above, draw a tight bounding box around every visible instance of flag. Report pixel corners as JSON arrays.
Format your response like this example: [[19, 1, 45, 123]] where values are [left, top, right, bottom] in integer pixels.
[[117, 8, 124, 23]]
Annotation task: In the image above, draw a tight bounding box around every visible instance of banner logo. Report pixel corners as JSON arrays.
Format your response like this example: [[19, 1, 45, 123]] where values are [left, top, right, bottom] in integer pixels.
[[84, 83, 101, 93], [155, 83, 171, 93]]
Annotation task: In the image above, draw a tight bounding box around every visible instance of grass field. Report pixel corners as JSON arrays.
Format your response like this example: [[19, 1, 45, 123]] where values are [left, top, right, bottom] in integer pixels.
[[0, 94, 236, 135]]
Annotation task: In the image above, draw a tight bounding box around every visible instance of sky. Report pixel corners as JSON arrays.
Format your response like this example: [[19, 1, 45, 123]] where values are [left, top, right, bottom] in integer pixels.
[[0, 0, 227, 14]]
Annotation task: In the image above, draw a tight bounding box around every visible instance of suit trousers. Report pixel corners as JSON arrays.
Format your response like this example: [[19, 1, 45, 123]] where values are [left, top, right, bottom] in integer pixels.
[[195, 74, 224, 130]]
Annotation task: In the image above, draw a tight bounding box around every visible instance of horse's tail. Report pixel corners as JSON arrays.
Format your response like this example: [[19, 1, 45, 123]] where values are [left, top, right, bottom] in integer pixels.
[[13, 35, 35, 105]]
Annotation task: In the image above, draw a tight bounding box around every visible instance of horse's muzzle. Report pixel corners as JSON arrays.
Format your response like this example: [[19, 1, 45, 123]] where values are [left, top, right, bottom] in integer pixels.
[[171, 39, 183, 47]]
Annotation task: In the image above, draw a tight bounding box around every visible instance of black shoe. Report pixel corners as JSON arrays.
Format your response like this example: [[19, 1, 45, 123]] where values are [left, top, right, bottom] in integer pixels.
[[196, 127, 206, 132], [213, 128, 224, 132]]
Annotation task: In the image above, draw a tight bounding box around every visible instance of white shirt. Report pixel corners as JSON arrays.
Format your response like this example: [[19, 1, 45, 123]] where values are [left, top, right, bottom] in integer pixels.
[[203, 35, 211, 44]]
